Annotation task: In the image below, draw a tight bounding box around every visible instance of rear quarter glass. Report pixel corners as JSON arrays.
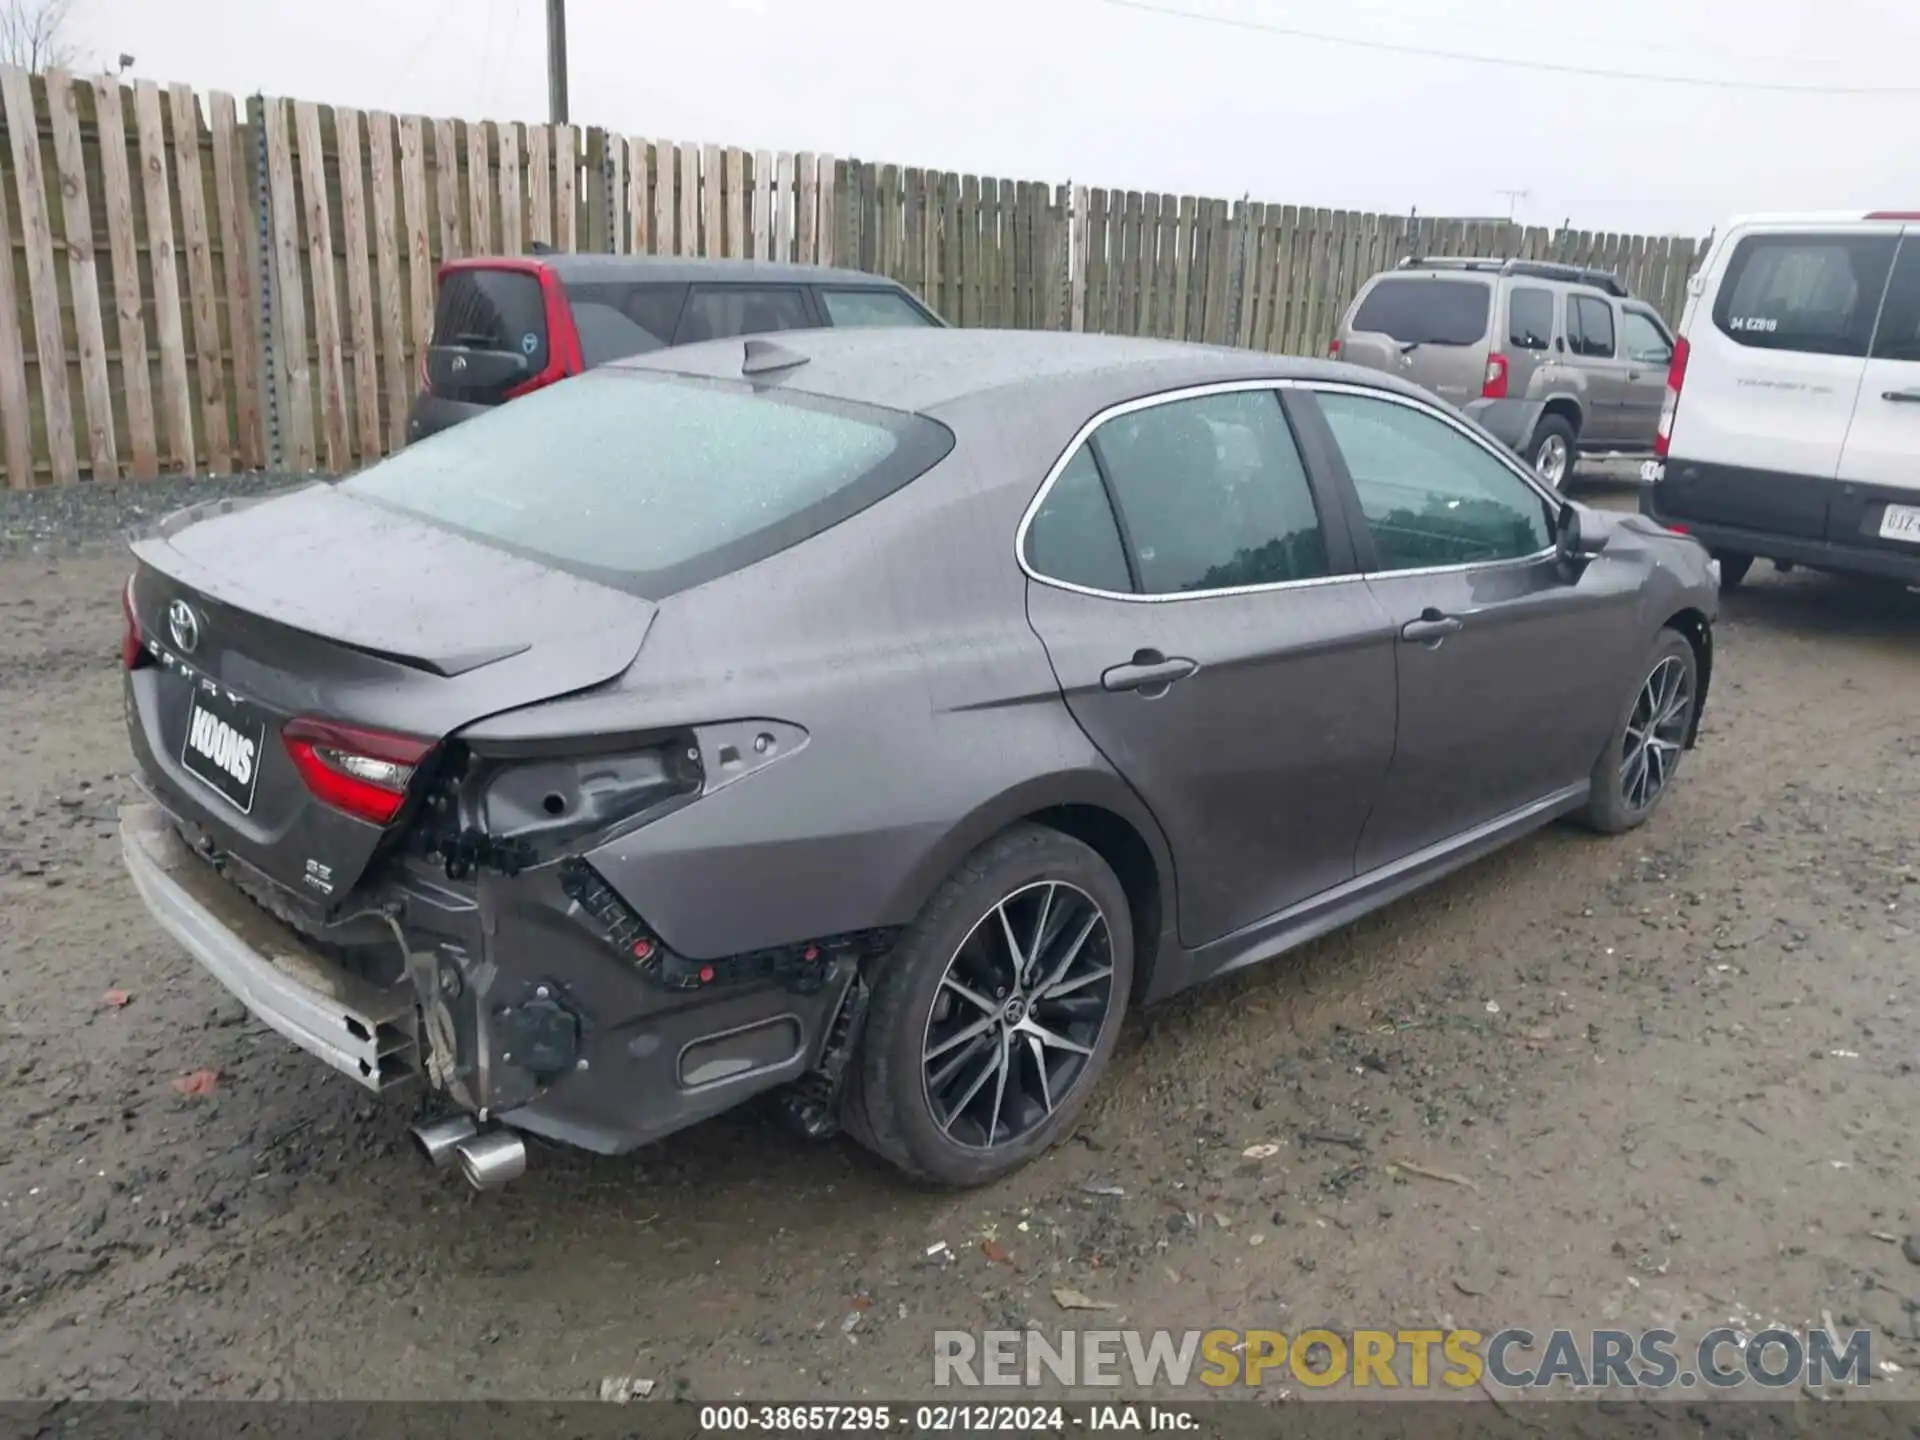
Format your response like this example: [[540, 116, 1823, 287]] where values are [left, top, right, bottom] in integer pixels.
[[345, 370, 955, 599]]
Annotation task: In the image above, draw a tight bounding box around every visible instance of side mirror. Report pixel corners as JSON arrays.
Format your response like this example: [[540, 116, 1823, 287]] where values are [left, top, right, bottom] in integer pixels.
[[1555, 501, 1608, 573]]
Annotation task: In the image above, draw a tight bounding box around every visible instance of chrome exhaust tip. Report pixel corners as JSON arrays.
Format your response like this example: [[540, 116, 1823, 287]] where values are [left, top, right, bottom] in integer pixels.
[[411, 1115, 479, 1169], [453, 1129, 527, 1191]]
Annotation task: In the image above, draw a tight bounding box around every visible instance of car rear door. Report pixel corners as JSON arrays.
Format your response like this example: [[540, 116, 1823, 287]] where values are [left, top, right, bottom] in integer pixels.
[[1295, 384, 1644, 873], [1567, 293, 1632, 446], [1021, 384, 1398, 949], [1661, 224, 1899, 539], [1832, 227, 1920, 553]]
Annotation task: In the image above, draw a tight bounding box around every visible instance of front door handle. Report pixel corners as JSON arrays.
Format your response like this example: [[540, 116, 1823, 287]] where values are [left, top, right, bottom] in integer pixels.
[[1101, 650, 1198, 695], [1400, 608, 1464, 646], [1883, 388, 1920, 404]]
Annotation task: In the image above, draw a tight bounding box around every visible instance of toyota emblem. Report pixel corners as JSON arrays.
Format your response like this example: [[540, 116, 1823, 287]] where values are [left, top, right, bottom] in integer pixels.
[[166, 598, 201, 654]]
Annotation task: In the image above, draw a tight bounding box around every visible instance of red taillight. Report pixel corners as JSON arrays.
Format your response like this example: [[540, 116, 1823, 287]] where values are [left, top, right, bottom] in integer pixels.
[[1866, 210, 1920, 220], [282, 718, 431, 826], [1327, 337, 1342, 359], [1654, 335, 1690, 459], [1481, 353, 1509, 400], [120, 576, 145, 670]]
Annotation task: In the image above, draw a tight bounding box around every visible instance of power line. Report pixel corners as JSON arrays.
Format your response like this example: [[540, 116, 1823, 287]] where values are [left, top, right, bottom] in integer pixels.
[[1092, 0, 1920, 96]]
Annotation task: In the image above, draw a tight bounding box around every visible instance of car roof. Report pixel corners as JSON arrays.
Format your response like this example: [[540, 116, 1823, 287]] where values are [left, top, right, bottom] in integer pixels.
[[527, 253, 909, 288], [610, 326, 1429, 415]]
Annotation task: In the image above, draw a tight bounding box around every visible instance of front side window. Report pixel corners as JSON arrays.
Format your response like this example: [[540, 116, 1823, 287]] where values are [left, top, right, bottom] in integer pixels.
[[1569, 295, 1616, 358], [1090, 390, 1328, 595], [1868, 238, 1920, 364], [1315, 391, 1552, 572], [1711, 233, 1897, 357], [1620, 309, 1673, 365], [674, 286, 813, 344], [1507, 287, 1554, 351], [821, 289, 933, 328]]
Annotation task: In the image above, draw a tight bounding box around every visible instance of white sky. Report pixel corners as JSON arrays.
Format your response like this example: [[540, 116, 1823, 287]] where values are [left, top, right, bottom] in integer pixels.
[[69, 0, 1920, 235]]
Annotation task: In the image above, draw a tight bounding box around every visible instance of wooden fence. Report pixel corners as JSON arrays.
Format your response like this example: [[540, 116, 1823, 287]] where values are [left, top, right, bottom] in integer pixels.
[[0, 64, 1705, 488]]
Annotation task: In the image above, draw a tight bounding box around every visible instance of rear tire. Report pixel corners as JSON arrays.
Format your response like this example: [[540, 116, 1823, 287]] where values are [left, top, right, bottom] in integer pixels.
[[1526, 416, 1577, 489], [843, 824, 1133, 1187], [1578, 628, 1698, 835], [1710, 550, 1753, 588]]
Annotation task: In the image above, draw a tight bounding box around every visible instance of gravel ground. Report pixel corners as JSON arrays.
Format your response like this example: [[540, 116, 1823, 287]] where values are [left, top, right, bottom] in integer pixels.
[[0, 471, 1916, 1404]]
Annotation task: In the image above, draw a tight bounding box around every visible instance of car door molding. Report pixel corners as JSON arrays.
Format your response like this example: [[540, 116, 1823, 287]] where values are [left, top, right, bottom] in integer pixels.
[[1014, 378, 1373, 604]]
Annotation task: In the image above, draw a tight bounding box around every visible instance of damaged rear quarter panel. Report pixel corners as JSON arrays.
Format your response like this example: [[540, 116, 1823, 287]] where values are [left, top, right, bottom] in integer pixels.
[[455, 411, 1153, 963]]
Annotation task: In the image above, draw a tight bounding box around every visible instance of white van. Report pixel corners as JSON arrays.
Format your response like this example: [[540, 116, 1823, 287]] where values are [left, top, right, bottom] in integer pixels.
[[1640, 211, 1920, 586]]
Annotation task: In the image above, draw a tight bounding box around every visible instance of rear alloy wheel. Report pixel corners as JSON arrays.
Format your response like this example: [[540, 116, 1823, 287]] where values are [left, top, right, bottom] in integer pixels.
[[1526, 416, 1576, 489], [843, 825, 1133, 1186], [1578, 628, 1698, 834]]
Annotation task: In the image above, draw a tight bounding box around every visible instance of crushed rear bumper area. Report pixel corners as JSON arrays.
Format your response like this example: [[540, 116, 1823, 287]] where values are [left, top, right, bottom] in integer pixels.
[[120, 803, 419, 1090], [120, 801, 884, 1157]]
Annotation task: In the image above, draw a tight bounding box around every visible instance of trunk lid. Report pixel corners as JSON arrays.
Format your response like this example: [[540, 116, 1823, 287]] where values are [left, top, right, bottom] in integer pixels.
[[126, 483, 654, 906]]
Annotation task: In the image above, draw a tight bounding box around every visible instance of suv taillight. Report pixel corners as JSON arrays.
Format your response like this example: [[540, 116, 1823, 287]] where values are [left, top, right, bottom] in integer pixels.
[[1481, 353, 1510, 400], [1327, 337, 1342, 359], [1654, 335, 1690, 458], [283, 719, 432, 826]]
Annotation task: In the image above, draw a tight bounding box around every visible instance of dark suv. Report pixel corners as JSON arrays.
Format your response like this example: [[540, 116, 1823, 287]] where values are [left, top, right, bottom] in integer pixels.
[[407, 254, 943, 442]]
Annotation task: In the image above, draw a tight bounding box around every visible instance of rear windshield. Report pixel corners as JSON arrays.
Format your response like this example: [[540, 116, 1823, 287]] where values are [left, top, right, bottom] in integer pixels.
[[1351, 278, 1491, 346], [432, 268, 548, 370], [343, 371, 954, 597]]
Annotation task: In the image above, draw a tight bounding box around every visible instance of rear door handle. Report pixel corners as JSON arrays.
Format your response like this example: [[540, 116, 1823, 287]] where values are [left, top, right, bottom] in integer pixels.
[[1101, 651, 1198, 694], [1400, 609, 1464, 645], [1883, 388, 1920, 404]]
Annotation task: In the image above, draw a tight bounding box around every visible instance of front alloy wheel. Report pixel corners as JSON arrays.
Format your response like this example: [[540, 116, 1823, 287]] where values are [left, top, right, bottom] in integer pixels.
[[1578, 627, 1699, 835], [1619, 654, 1692, 812], [922, 881, 1115, 1149]]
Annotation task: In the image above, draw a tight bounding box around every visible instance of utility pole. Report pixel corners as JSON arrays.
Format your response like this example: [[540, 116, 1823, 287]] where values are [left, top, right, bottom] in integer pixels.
[[546, 0, 569, 124]]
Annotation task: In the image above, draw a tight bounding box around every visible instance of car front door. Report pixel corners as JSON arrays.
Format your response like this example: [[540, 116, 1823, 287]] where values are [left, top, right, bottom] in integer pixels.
[[1618, 306, 1676, 450], [1568, 292, 1631, 446], [1022, 384, 1399, 949], [1296, 385, 1646, 873]]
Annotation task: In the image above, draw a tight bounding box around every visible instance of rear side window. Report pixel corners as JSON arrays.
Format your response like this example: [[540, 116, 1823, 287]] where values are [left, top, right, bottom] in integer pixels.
[[1024, 447, 1131, 593], [345, 371, 954, 597], [1711, 233, 1897, 357], [674, 286, 812, 344], [1869, 239, 1920, 364], [565, 282, 686, 365], [1569, 296, 1616, 358], [821, 289, 933, 327], [1350, 278, 1490, 346], [1089, 391, 1328, 595], [432, 267, 548, 371], [1506, 287, 1553, 351]]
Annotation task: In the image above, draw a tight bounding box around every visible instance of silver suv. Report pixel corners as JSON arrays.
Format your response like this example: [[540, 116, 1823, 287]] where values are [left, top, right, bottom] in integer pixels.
[[1333, 258, 1677, 487]]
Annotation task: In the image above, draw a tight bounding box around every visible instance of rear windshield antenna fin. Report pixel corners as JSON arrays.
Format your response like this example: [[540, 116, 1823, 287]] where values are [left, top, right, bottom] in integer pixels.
[[742, 337, 810, 376]]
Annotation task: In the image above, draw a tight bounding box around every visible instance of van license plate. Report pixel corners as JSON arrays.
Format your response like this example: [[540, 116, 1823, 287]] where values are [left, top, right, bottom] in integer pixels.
[[1880, 503, 1920, 543], [180, 685, 267, 814]]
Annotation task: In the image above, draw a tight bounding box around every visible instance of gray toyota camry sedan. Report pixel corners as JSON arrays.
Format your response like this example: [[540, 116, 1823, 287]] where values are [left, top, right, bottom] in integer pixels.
[[118, 329, 1718, 1190]]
